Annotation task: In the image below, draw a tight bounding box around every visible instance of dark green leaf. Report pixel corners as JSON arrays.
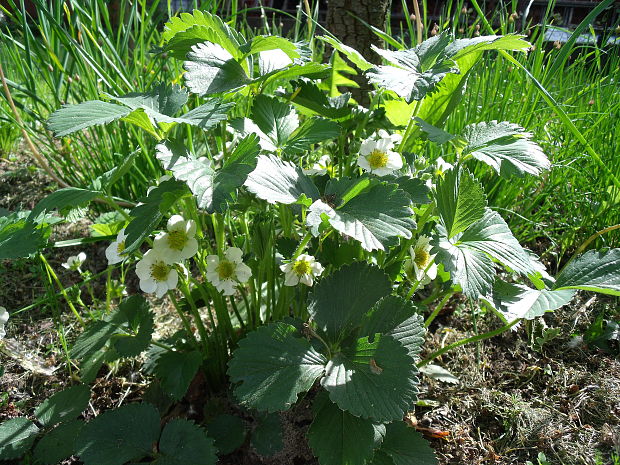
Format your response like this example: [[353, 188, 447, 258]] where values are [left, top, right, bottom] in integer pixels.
[[286, 80, 351, 119], [33, 420, 84, 465], [228, 322, 326, 412], [414, 117, 456, 144], [35, 384, 90, 427], [206, 414, 246, 455], [285, 118, 340, 154], [75, 403, 160, 465], [0, 418, 39, 460], [251, 413, 283, 457], [29, 187, 101, 220], [394, 177, 430, 204], [154, 418, 217, 465], [70, 320, 117, 360], [112, 296, 154, 357], [47, 100, 131, 137], [154, 350, 202, 401], [0, 215, 47, 259], [110, 83, 188, 118], [554, 249, 620, 296], [379, 422, 437, 465]]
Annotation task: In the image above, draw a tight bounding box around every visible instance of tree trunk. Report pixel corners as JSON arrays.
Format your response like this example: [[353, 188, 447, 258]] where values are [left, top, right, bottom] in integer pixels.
[[326, 0, 392, 104]]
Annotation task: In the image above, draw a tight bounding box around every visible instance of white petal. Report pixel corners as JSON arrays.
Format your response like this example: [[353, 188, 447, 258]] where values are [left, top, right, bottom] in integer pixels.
[[140, 278, 157, 294], [359, 139, 377, 155], [280, 263, 292, 273], [284, 271, 299, 286], [311, 262, 324, 276], [167, 215, 185, 231], [117, 229, 127, 241], [300, 274, 313, 286], [105, 243, 121, 265], [357, 155, 372, 171], [235, 263, 252, 282], [0, 307, 9, 325], [155, 283, 168, 298], [426, 263, 438, 280], [206, 255, 219, 269], [186, 219, 197, 237], [225, 247, 244, 263], [384, 151, 403, 170], [166, 269, 179, 289], [181, 238, 199, 260], [220, 280, 236, 296]]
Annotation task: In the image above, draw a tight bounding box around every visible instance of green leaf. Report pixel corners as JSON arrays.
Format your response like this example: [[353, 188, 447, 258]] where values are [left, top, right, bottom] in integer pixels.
[[484, 280, 576, 322], [91, 150, 141, 192], [394, 177, 431, 204], [35, 384, 90, 427], [308, 262, 391, 344], [317, 36, 373, 71], [243, 35, 300, 60], [154, 419, 217, 465], [435, 167, 486, 239], [112, 295, 154, 357], [124, 178, 188, 254], [175, 100, 233, 129], [240, 95, 299, 151], [445, 34, 530, 60], [260, 62, 330, 90], [322, 334, 419, 422], [307, 180, 415, 251], [47, 100, 131, 137], [554, 248, 620, 296], [0, 418, 39, 460], [378, 422, 437, 465], [308, 395, 383, 465], [228, 322, 327, 412], [110, 83, 188, 118], [154, 350, 202, 401], [285, 118, 340, 154], [244, 154, 320, 205], [0, 214, 47, 259], [33, 419, 84, 465], [251, 413, 283, 456], [206, 414, 246, 455], [29, 187, 101, 220], [75, 403, 160, 465], [414, 117, 457, 144], [184, 42, 250, 96], [157, 135, 260, 213], [461, 121, 549, 176], [70, 320, 118, 360], [285, 80, 351, 119]]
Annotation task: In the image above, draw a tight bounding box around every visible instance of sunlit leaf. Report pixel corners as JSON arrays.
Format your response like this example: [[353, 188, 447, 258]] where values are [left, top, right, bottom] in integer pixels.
[[554, 248, 620, 296]]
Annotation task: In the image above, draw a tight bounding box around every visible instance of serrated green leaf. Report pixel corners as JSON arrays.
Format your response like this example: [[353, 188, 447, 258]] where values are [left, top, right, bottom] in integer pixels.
[[110, 83, 188, 118], [228, 322, 326, 412], [157, 135, 259, 213], [483, 280, 575, 322], [176, 100, 233, 129], [260, 62, 330, 89], [378, 422, 437, 465], [307, 180, 415, 251], [435, 167, 486, 239], [154, 350, 202, 401], [251, 95, 299, 149], [461, 121, 549, 176], [154, 419, 217, 465], [285, 118, 340, 154], [414, 117, 456, 144], [554, 248, 620, 296], [242, 35, 300, 60], [47, 100, 131, 137], [394, 177, 431, 204], [251, 413, 283, 456], [206, 414, 246, 455], [0, 418, 39, 460], [445, 34, 530, 60], [308, 395, 382, 465], [33, 419, 84, 465], [184, 42, 250, 96], [70, 320, 117, 360], [244, 154, 320, 205], [75, 403, 160, 465], [285, 80, 351, 119], [308, 262, 391, 344], [29, 187, 101, 220], [317, 36, 373, 71], [112, 295, 154, 357], [124, 178, 188, 254], [0, 215, 47, 259], [321, 334, 419, 422], [35, 384, 90, 427]]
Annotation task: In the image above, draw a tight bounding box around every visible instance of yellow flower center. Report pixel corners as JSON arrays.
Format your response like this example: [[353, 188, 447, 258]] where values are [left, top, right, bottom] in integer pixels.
[[216, 260, 235, 279], [367, 149, 389, 170], [414, 247, 431, 269], [150, 261, 170, 282], [167, 230, 188, 251], [293, 259, 311, 276], [116, 241, 126, 254]]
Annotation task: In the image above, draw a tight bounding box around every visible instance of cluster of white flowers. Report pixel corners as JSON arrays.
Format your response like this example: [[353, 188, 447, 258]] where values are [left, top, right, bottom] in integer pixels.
[[357, 130, 403, 177], [0, 306, 9, 340]]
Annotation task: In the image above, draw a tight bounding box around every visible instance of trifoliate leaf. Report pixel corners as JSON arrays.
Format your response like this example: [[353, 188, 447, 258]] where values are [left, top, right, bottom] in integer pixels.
[[461, 121, 549, 176], [285, 80, 351, 119], [110, 83, 189, 119], [251, 413, 283, 457], [308, 262, 391, 344], [154, 419, 217, 465], [47, 100, 131, 137], [307, 179, 415, 251], [157, 135, 260, 213], [244, 154, 320, 205], [435, 167, 486, 239], [554, 249, 620, 296], [206, 414, 246, 455], [184, 42, 251, 96], [378, 422, 438, 465], [33, 419, 84, 465], [483, 280, 576, 322], [0, 418, 39, 460], [308, 394, 382, 465], [321, 334, 419, 422], [35, 384, 90, 426], [227, 322, 326, 412], [75, 403, 160, 465], [154, 350, 202, 401]]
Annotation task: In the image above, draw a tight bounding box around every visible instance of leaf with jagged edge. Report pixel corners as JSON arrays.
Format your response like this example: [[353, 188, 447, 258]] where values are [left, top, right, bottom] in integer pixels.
[[157, 135, 260, 213], [307, 262, 391, 345], [0, 214, 47, 259], [0, 418, 39, 460], [244, 154, 320, 205], [251, 413, 284, 457], [321, 334, 419, 422], [207, 414, 246, 455], [35, 384, 90, 427], [153, 419, 217, 465], [154, 350, 202, 401], [227, 322, 326, 412], [373, 422, 438, 465], [317, 36, 373, 71], [111, 295, 154, 357], [461, 121, 549, 177], [554, 249, 620, 296], [110, 83, 188, 118], [75, 403, 160, 465], [394, 177, 431, 204], [284, 80, 351, 119], [444, 34, 530, 60], [29, 187, 101, 220], [47, 100, 131, 137], [434, 166, 486, 240], [33, 419, 84, 465], [307, 393, 384, 465]]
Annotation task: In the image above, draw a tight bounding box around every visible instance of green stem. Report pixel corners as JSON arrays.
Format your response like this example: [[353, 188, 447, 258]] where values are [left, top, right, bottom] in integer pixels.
[[39, 254, 84, 326], [398, 99, 423, 153], [424, 292, 453, 328], [292, 232, 313, 258], [167, 291, 200, 347], [180, 280, 210, 352]]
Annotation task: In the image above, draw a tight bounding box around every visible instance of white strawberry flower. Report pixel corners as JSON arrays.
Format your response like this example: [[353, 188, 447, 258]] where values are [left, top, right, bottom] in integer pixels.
[[357, 136, 403, 176], [376, 129, 402, 146], [280, 254, 324, 287], [434, 157, 453, 176], [105, 229, 128, 265], [153, 215, 199, 263], [62, 252, 87, 273], [206, 247, 252, 296], [0, 307, 9, 340], [135, 249, 179, 298], [303, 155, 331, 176], [404, 235, 438, 285]]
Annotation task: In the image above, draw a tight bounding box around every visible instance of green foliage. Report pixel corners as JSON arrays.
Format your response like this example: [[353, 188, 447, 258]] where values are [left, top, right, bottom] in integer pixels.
[[554, 249, 620, 296], [33, 420, 84, 465], [0, 213, 49, 259], [47, 101, 131, 137], [154, 418, 217, 465], [251, 413, 284, 456], [372, 422, 438, 465], [0, 418, 39, 460], [154, 350, 203, 401], [34, 384, 90, 427], [206, 414, 246, 455]]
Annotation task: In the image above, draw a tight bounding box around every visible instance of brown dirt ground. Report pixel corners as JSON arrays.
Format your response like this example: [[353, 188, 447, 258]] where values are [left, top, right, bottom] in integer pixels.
[[1, 152, 619, 465]]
